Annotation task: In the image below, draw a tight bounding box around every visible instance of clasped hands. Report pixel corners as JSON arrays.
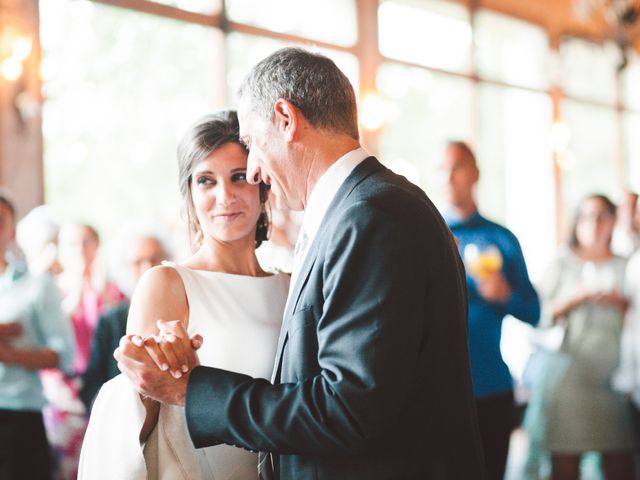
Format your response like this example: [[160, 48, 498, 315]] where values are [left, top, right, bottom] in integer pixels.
[[114, 320, 202, 406], [575, 288, 627, 313]]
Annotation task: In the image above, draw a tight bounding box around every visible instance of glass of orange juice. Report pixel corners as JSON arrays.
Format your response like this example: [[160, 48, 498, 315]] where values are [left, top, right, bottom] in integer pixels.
[[463, 243, 503, 279]]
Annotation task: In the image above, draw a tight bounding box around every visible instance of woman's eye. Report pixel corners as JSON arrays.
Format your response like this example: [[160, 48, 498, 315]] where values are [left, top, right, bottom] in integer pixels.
[[196, 176, 214, 186], [232, 172, 247, 182]]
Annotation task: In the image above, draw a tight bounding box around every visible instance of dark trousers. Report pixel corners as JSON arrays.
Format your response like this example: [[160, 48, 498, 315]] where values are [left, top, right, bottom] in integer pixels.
[[475, 390, 514, 480], [0, 409, 53, 480], [630, 401, 640, 479]]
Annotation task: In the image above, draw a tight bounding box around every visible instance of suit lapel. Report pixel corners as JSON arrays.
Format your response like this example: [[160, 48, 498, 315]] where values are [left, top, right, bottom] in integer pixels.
[[270, 156, 384, 383], [271, 243, 319, 382]]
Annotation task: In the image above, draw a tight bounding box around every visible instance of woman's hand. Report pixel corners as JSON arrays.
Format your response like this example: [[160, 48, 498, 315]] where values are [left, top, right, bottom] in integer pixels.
[[591, 290, 628, 314], [132, 320, 203, 379], [552, 289, 592, 322]]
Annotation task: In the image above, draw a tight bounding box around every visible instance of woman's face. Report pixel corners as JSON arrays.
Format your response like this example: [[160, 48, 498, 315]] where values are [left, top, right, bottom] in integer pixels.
[[58, 224, 99, 272], [190, 142, 261, 245], [575, 197, 615, 249]]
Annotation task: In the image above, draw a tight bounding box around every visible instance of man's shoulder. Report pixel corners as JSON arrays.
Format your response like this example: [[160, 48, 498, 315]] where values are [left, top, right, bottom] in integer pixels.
[[475, 214, 521, 245], [349, 165, 430, 211]]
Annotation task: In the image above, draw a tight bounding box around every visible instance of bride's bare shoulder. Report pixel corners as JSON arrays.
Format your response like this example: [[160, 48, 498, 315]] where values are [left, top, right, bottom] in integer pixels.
[[126, 265, 188, 335]]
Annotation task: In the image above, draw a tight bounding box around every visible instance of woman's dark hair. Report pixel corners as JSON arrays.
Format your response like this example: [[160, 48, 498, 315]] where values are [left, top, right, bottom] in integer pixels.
[[79, 223, 100, 244], [569, 193, 617, 249], [177, 110, 269, 249]]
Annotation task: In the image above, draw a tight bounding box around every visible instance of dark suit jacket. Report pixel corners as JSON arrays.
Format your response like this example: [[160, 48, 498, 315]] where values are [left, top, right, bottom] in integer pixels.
[[80, 300, 129, 411], [186, 157, 486, 479]]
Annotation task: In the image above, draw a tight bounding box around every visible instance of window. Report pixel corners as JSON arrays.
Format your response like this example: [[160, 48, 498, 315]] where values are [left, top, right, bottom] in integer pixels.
[[226, 32, 359, 105], [621, 51, 640, 111], [474, 9, 550, 90], [625, 112, 640, 192], [41, 0, 222, 238], [560, 100, 619, 213], [477, 85, 554, 280], [560, 38, 618, 104], [378, 0, 471, 73], [226, 0, 357, 47], [376, 62, 473, 204]]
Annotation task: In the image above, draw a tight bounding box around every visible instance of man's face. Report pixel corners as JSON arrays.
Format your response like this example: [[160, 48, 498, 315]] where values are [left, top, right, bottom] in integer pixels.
[[238, 96, 304, 211], [438, 145, 479, 207], [0, 203, 15, 254], [130, 237, 167, 286]]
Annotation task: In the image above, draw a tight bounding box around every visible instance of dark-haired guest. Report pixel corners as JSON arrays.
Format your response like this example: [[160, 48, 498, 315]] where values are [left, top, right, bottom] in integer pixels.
[[539, 194, 634, 480]]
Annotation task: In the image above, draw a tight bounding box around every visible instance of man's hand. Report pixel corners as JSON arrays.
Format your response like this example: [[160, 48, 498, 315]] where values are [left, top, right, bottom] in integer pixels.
[[477, 272, 511, 304], [114, 320, 203, 406], [114, 335, 191, 406]]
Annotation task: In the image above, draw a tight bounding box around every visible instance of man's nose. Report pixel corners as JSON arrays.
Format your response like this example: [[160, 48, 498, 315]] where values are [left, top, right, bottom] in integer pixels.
[[246, 153, 262, 185]]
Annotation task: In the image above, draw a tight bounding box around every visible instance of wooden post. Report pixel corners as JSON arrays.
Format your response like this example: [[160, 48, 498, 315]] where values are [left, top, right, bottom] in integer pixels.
[[0, 0, 43, 219], [356, 0, 381, 155]]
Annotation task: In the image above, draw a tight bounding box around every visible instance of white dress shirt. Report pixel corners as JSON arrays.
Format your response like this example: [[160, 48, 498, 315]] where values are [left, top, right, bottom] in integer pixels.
[[290, 147, 369, 280]]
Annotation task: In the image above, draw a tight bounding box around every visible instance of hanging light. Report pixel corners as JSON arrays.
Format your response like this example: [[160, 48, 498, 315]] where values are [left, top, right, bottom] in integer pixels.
[[11, 36, 32, 61], [549, 121, 572, 154], [361, 93, 385, 131], [1, 57, 23, 81]]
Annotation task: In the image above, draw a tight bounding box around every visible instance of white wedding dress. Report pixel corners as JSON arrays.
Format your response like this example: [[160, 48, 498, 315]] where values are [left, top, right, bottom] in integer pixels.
[[79, 263, 288, 480]]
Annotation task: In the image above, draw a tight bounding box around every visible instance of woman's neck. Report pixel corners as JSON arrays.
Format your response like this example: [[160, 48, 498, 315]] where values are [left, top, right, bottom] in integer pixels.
[[188, 238, 266, 277]]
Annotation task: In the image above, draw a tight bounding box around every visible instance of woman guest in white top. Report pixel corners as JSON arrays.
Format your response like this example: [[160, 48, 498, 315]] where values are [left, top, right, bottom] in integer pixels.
[[79, 111, 289, 480]]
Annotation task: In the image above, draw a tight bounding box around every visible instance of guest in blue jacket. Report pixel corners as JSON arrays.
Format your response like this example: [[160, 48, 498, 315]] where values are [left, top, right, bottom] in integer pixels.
[[440, 141, 540, 480]]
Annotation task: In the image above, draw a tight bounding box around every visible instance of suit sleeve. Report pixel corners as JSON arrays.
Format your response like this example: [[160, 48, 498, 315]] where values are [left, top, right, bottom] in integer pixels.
[[185, 200, 432, 455], [80, 311, 112, 411]]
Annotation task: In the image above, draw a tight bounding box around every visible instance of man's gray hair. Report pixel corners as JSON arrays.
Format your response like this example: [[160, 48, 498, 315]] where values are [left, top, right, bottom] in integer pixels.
[[238, 47, 359, 140]]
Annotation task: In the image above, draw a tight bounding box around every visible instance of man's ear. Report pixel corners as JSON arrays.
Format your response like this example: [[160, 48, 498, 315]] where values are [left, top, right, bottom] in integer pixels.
[[273, 99, 297, 142]]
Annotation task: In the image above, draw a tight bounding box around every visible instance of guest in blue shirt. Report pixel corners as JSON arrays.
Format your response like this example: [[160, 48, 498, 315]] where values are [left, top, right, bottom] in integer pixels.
[[440, 141, 540, 480], [0, 193, 75, 480]]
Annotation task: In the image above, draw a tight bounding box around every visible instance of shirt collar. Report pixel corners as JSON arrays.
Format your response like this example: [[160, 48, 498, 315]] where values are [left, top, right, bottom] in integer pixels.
[[301, 147, 369, 243]]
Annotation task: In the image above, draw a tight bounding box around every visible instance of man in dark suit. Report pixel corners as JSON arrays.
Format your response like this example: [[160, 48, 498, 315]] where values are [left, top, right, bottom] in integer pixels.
[[116, 47, 485, 479]]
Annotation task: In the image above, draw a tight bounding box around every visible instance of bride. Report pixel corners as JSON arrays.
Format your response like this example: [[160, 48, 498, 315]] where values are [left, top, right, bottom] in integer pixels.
[[79, 110, 289, 479]]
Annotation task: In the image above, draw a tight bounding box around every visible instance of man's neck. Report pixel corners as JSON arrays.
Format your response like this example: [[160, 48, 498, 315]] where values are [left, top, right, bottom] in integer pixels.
[[450, 201, 477, 221], [302, 136, 361, 209]]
